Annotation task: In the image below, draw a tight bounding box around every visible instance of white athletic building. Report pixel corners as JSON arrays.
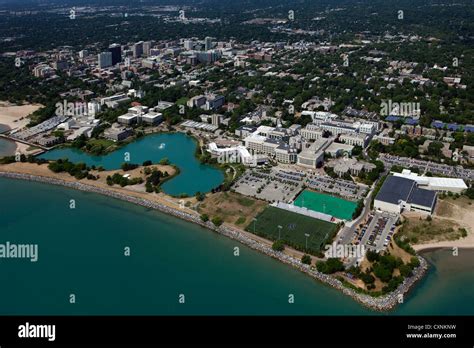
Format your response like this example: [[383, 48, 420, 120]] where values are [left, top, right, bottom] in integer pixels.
[[374, 175, 437, 215], [391, 169, 467, 194]]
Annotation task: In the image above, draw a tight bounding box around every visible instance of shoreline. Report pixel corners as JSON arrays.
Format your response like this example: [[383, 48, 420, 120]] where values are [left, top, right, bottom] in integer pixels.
[[416, 245, 474, 254], [0, 123, 42, 157], [0, 102, 42, 131], [0, 170, 429, 312], [412, 228, 474, 253]]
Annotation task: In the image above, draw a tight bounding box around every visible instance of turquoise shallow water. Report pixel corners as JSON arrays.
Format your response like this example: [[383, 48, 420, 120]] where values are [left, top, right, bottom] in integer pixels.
[[0, 177, 473, 315], [38, 132, 224, 196]]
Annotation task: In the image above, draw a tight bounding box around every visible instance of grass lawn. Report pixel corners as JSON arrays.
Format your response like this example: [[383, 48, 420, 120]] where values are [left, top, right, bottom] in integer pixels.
[[246, 206, 338, 255], [198, 191, 267, 227], [87, 138, 115, 147], [399, 214, 465, 244], [176, 97, 189, 105]]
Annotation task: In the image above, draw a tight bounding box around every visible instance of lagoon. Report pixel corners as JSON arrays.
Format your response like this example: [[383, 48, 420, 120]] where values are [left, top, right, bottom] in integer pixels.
[[38, 132, 224, 196]]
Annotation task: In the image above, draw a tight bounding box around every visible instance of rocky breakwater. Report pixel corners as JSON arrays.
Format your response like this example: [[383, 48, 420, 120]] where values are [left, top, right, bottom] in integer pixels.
[[0, 171, 429, 311]]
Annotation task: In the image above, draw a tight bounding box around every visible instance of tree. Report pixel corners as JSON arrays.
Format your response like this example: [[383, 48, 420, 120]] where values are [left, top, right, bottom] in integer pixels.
[[211, 216, 223, 227], [373, 263, 393, 283], [272, 240, 285, 252], [121, 163, 139, 171], [464, 187, 474, 200], [145, 182, 154, 193], [200, 214, 209, 222], [408, 257, 420, 269], [316, 258, 344, 274], [399, 264, 413, 277], [360, 271, 375, 285], [159, 157, 170, 165], [195, 191, 205, 201], [427, 141, 444, 157], [366, 250, 379, 263], [301, 254, 312, 265]]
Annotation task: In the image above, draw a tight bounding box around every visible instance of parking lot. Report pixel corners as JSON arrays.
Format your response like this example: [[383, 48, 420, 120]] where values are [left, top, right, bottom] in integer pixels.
[[380, 153, 474, 181], [352, 211, 398, 252], [233, 169, 302, 203], [233, 167, 368, 204], [305, 174, 367, 200]]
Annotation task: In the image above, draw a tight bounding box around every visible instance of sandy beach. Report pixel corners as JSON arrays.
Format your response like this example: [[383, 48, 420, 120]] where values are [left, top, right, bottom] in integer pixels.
[[412, 198, 474, 251], [0, 102, 44, 156], [0, 101, 42, 131], [413, 228, 474, 251]]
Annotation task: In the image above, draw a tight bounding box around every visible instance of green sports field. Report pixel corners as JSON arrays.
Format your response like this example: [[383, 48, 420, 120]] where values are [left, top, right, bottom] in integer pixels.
[[293, 190, 357, 220], [246, 206, 338, 255]]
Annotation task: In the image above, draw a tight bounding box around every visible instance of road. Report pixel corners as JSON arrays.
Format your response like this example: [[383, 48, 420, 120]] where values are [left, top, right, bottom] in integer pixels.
[[338, 180, 376, 245]]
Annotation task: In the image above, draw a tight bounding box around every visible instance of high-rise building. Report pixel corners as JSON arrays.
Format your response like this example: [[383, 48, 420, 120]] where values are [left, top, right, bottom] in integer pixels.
[[204, 37, 213, 51], [108, 44, 122, 65], [143, 41, 152, 56], [132, 41, 144, 58], [149, 48, 160, 56], [78, 50, 88, 60], [211, 114, 223, 126], [98, 52, 112, 69], [184, 40, 194, 50], [196, 50, 221, 64], [52, 60, 69, 71]]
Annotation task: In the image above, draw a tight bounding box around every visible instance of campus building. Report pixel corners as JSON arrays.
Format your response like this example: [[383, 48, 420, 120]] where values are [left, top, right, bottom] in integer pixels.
[[108, 44, 122, 65], [235, 125, 257, 139], [374, 175, 437, 215], [104, 125, 133, 142], [117, 106, 163, 126], [301, 124, 324, 140], [391, 169, 468, 194], [340, 133, 370, 148], [98, 52, 112, 69], [244, 134, 281, 156], [275, 143, 297, 164], [296, 139, 329, 168]]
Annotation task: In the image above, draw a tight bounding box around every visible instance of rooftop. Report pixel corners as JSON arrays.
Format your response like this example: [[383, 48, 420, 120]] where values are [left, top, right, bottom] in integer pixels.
[[375, 175, 415, 205], [392, 170, 467, 190], [407, 186, 437, 208]]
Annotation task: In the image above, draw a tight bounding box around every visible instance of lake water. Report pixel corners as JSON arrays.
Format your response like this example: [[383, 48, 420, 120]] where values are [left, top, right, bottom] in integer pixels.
[[38, 132, 224, 196], [1, 177, 473, 315], [0, 124, 16, 158]]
